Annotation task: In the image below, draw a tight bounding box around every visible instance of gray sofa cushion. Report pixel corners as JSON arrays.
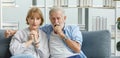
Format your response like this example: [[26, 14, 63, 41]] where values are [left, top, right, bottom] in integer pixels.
[[81, 30, 111, 58], [0, 30, 12, 58]]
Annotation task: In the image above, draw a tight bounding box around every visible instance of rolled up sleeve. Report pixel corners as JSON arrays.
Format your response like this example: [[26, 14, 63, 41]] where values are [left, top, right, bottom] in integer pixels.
[[71, 26, 83, 46]]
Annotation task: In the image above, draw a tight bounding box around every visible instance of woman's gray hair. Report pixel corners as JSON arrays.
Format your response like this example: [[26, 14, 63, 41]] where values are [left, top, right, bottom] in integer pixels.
[[49, 7, 65, 16]]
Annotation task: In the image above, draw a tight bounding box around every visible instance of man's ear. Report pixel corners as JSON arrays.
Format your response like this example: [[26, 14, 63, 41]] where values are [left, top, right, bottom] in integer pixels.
[[64, 16, 66, 20]]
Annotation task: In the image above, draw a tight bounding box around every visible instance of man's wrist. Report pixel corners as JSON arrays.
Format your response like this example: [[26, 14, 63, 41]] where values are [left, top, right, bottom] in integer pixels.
[[62, 35, 68, 41]]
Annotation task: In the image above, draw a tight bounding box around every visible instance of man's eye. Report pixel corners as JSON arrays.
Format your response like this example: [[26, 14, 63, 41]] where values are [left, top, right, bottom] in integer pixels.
[[57, 17, 60, 20]]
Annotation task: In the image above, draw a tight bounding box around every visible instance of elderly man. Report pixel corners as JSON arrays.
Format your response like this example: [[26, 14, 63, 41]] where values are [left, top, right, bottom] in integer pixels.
[[5, 7, 87, 58]]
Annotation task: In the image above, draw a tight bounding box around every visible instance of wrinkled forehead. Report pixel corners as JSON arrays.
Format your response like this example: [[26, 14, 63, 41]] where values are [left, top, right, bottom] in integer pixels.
[[50, 9, 65, 15], [50, 10, 64, 17]]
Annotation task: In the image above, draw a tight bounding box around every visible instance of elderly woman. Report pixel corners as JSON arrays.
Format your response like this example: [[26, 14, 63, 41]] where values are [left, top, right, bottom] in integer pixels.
[[9, 7, 49, 58]]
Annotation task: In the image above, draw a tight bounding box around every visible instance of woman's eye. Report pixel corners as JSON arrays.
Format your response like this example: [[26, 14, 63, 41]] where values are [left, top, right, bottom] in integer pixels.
[[37, 18, 40, 20], [30, 18, 34, 20]]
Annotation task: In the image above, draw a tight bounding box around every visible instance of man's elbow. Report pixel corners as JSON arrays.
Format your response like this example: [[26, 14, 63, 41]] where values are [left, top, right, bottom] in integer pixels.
[[74, 47, 81, 53]]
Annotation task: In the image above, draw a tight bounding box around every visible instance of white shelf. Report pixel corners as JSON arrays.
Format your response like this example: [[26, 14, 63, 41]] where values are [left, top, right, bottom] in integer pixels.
[[2, 4, 18, 7], [1, 0, 18, 7]]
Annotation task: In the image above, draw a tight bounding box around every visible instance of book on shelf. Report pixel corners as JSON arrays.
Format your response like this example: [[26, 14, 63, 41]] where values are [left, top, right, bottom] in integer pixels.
[[54, 0, 61, 7], [61, 0, 68, 7], [103, 0, 115, 7], [78, 0, 84, 7], [92, 16, 107, 31], [117, 30, 120, 38], [111, 25, 115, 39], [53, 0, 93, 7], [78, 0, 93, 7], [78, 24, 85, 31], [68, 0, 78, 7]]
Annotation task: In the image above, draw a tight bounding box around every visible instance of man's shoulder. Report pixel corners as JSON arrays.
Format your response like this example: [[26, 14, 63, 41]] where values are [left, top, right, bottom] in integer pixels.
[[41, 24, 52, 28], [65, 25, 79, 30], [40, 24, 53, 34]]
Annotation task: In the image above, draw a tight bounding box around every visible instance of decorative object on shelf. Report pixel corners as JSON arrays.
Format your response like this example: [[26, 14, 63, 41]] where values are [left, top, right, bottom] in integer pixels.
[[117, 41, 120, 51], [117, 17, 120, 30]]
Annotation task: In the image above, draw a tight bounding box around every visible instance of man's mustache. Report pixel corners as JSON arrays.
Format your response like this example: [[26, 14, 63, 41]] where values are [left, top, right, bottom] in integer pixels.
[[54, 24, 60, 27]]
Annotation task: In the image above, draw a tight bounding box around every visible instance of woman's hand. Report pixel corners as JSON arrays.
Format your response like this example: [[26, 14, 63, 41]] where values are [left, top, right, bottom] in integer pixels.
[[29, 30, 40, 48]]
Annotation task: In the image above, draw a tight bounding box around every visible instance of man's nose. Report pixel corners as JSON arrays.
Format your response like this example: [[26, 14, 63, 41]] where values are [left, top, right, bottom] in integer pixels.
[[54, 19, 58, 23]]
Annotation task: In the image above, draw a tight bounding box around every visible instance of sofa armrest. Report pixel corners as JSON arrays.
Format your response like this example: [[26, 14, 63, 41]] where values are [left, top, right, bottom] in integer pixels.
[[0, 30, 12, 58], [81, 30, 111, 58]]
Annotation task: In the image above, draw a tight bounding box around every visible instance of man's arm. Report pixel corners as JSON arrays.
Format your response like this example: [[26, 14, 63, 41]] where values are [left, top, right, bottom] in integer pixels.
[[54, 26, 81, 53], [59, 32, 80, 53], [4, 30, 17, 38]]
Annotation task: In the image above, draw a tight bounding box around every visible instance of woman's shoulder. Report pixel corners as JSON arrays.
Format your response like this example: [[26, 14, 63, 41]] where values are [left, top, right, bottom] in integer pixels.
[[15, 28, 29, 36]]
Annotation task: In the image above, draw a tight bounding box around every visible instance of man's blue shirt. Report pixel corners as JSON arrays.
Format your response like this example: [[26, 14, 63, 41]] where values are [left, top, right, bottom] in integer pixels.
[[40, 24, 87, 58]]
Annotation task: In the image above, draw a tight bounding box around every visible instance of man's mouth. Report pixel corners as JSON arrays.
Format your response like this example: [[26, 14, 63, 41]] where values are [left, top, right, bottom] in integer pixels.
[[54, 23, 60, 27], [54, 24, 60, 27]]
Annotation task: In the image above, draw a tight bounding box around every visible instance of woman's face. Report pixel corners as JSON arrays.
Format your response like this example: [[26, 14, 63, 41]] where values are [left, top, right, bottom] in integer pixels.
[[27, 12, 41, 30]]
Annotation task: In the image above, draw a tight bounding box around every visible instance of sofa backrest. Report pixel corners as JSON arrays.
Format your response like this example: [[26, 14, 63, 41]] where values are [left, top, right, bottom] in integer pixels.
[[0, 30, 111, 58], [0, 30, 12, 58], [81, 30, 111, 58]]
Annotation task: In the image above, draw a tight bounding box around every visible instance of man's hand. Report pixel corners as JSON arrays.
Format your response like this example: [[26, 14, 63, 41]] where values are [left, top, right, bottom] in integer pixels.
[[54, 25, 66, 39], [4, 30, 16, 38], [54, 24, 63, 34]]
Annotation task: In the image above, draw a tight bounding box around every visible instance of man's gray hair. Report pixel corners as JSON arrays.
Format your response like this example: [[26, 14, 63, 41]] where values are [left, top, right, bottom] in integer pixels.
[[49, 7, 65, 15]]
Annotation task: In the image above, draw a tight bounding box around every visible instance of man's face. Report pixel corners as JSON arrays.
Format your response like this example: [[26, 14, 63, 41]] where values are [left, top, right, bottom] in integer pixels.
[[49, 11, 66, 28]]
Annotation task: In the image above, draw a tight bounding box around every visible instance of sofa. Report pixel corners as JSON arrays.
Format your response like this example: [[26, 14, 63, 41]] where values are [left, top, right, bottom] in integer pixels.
[[0, 30, 120, 58]]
